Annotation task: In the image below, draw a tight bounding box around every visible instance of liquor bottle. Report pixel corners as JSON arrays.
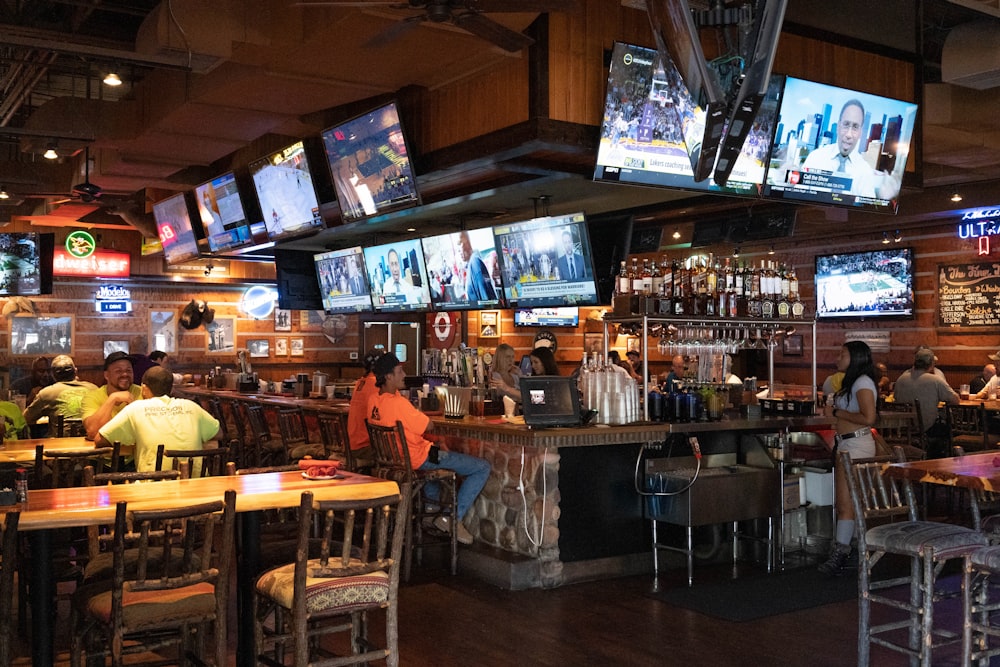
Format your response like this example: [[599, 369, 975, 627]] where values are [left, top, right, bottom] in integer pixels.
[[749, 260, 762, 318], [615, 260, 630, 297], [640, 258, 653, 295], [630, 257, 642, 295], [650, 258, 663, 297], [705, 256, 718, 317], [760, 260, 776, 319], [673, 260, 686, 315], [691, 258, 705, 316], [789, 264, 805, 320], [661, 255, 674, 300]]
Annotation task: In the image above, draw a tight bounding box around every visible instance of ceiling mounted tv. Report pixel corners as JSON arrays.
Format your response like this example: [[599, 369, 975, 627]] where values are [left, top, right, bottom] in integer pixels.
[[0, 233, 54, 296], [321, 101, 420, 223], [814, 247, 914, 320], [314, 246, 373, 314], [194, 171, 254, 253], [493, 212, 599, 309], [248, 140, 325, 243], [420, 227, 503, 311], [514, 307, 579, 328], [763, 76, 919, 214], [274, 248, 324, 311], [153, 191, 201, 266], [363, 238, 431, 313], [593, 42, 780, 197]]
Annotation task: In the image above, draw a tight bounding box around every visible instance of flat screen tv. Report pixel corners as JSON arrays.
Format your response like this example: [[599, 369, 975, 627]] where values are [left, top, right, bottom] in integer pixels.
[[321, 101, 420, 223], [814, 247, 915, 320], [420, 228, 503, 311], [194, 171, 254, 253], [363, 239, 431, 313], [0, 232, 54, 295], [153, 191, 201, 266], [763, 76, 919, 214], [313, 246, 373, 314], [514, 307, 579, 328], [593, 42, 780, 197], [274, 248, 325, 311], [248, 140, 325, 243], [493, 211, 599, 309]]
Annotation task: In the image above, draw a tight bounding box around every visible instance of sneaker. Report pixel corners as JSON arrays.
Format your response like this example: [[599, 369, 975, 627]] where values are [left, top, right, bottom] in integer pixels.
[[433, 515, 474, 545], [817, 541, 852, 577]]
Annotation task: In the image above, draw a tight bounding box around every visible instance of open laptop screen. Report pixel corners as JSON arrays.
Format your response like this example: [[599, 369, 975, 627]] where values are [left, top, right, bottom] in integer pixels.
[[519, 376, 582, 428]]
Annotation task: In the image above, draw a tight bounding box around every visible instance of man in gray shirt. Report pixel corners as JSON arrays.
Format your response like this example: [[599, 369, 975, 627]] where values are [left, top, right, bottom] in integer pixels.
[[893, 347, 959, 455], [23, 354, 97, 437]]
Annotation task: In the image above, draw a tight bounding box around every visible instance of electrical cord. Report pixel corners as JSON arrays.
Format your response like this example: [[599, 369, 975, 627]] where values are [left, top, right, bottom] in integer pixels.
[[518, 445, 545, 548]]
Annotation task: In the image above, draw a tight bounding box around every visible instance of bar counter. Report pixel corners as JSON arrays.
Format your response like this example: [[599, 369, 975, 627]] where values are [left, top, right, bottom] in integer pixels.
[[177, 386, 832, 588]]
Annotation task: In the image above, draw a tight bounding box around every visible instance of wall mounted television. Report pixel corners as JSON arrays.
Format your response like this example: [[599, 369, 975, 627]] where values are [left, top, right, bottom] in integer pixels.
[[363, 238, 432, 313], [153, 191, 201, 266], [313, 246, 373, 314], [814, 247, 915, 320], [493, 211, 599, 309], [514, 307, 579, 328], [248, 140, 325, 243], [321, 101, 420, 223], [763, 76, 919, 214], [194, 171, 254, 253], [593, 41, 780, 197], [420, 227, 503, 311], [0, 232, 54, 295], [274, 248, 325, 311]]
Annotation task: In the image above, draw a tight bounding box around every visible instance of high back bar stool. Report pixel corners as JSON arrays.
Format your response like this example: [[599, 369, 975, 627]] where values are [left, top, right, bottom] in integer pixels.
[[316, 411, 356, 472], [843, 448, 988, 666], [275, 407, 325, 462]]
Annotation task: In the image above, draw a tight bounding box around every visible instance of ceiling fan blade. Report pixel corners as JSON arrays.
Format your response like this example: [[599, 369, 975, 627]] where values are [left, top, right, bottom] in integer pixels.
[[464, 0, 580, 13], [363, 14, 428, 49], [453, 11, 534, 52]]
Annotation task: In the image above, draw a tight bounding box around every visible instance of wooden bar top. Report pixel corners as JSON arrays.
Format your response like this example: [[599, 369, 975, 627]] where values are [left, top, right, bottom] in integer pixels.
[[885, 452, 1000, 492]]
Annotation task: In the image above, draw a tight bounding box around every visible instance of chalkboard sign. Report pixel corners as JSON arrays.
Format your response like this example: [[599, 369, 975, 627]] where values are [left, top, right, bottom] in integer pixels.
[[938, 262, 1000, 328]]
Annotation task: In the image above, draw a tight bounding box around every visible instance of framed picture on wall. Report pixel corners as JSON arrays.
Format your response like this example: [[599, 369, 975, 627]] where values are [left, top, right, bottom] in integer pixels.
[[103, 340, 129, 357], [274, 308, 292, 332], [247, 339, 270, 358], [206, 316, 236, 353], [275, 337, 288, 356], [149, 310, 177, 353], [300, 310, 325, 332], [10, 315, 74, 357], [479, 310, 499, 339], [290, 338, 304, 357]]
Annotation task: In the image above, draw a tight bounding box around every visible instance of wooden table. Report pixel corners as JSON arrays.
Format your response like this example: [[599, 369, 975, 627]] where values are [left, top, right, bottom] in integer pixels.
[[885, 451, 1000, 493], [0, 436, 91, 465], [1, 470, 399, 667]]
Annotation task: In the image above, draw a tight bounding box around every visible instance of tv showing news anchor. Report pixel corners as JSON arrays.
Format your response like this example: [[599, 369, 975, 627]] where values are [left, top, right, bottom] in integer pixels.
[[763, 76, 918, 214]]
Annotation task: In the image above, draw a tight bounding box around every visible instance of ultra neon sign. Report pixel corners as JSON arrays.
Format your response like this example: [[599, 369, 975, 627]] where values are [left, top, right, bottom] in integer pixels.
[[957, 208, 1000, 255]]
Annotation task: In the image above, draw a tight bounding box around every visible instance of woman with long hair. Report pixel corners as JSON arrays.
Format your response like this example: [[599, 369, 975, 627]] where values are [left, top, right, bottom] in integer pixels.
[[490, 343, 522, 402], [529, 346, 560, 376], [818, 340, 878, 576]]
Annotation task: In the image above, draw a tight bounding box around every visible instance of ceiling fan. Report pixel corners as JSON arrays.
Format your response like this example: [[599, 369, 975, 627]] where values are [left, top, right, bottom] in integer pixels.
[[295, 0, 580, 52], [48, 146, 103, 205]]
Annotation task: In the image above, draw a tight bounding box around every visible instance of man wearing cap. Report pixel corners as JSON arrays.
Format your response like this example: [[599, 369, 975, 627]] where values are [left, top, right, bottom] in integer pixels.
[[893, 346, 959, 455], [345, 348, 384, 471], [23, 355, 97, 437], [96, 366, 219, 473], [82, 350, 143, 441], [367, 352, 490, 545]]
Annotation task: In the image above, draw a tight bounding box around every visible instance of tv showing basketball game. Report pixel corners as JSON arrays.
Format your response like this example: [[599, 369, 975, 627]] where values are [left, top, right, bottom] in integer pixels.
[[814, 247, 914, 319]]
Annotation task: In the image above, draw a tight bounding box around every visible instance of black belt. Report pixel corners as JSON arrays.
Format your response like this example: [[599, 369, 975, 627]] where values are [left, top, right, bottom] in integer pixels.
[[835, 427, 870, 442]]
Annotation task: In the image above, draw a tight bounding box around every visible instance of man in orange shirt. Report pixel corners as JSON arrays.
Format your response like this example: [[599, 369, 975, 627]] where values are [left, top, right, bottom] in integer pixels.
[[345, 348, 385, 471], [368, 353, 489, 545]]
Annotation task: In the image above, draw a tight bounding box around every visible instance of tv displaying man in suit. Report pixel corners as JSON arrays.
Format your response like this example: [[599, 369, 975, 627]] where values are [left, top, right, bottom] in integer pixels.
[[557, 228, 587, 281]]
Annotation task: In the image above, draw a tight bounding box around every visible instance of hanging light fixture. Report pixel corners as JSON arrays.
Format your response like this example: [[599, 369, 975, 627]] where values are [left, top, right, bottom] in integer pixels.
[[672, 228, 681, 240], [103, 71, 122, 86], [951, 191, 963, 203], [43, 143, 58, 160], [733, 246, 740, 258], [894, 229, 902, 243], [0, 186, 8, 200], [882, 231, 891, 244], [767, 245, 775, 255]]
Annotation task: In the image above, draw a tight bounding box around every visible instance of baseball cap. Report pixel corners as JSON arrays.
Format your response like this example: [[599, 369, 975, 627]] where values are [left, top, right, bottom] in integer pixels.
[[626, 350, 640, 359], [914, 347, 935, 366], [363, 346, 386, 373], [372, 353, 403, 381], [103, 350, 132, 370]]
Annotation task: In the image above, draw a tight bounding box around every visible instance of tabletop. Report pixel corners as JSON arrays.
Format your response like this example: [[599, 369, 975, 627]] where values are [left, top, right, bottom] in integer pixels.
[[0, 436, 92, 465], [885, 451, 1000, 492]]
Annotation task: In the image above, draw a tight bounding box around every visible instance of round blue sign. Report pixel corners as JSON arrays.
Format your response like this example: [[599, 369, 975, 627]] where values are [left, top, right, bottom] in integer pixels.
[[241, 285, 278, 320]]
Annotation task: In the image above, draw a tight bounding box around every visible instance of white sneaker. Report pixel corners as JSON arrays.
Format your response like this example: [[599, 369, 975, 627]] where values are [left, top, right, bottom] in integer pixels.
[[433, 515, 473, 545]]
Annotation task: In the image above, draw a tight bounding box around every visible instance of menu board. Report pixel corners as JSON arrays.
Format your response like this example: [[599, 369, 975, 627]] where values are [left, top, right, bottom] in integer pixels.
[[938, 262, 1000, 328]]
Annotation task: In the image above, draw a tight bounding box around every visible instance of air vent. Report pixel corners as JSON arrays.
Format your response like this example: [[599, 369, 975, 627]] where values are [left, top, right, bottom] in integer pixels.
[[942, 21, 1000, 90]]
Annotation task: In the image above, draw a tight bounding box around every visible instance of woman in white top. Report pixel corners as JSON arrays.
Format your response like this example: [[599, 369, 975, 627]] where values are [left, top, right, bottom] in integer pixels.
[[819, 340, 878, 576], [490, 343, 522, 402]]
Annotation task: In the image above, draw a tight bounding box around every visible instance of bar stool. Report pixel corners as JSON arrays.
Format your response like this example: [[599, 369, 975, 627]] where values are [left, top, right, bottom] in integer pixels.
[[244, 402, 286, 467], [842, 448, 988, 666], [275, 407, 325, 461], [962, 545, 1000, 665], [315, 411, 356, 472]]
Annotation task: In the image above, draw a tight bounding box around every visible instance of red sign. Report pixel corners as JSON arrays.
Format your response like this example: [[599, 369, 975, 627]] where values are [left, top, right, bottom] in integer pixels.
[[53, 249, 131, 278]]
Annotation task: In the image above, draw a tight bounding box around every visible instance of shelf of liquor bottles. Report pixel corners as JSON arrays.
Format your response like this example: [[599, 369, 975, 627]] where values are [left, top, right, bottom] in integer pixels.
[[614, 254, 807, 320]]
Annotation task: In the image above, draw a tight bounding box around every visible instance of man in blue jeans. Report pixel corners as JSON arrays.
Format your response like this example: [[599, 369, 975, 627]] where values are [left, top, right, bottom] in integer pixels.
[[367, 352, 490, 544]]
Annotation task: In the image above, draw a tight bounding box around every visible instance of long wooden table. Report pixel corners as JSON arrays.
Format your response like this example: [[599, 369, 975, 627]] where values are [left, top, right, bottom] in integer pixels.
[[885, 451, 1000, 493], [1, 469, 398, 667], [0, 436, 92, 465]]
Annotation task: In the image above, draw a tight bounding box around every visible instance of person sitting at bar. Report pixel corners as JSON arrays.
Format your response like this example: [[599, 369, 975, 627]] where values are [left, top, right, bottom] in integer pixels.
[[23, 354, 97, 437], [367, 352, 490, 545], [608, 350, 641, 381], [528, 346, 560, 376], [346, 347, 384, 471], [130, 350, 167, 384], [893, 346, 959, 456], [875, 362, 892, 397], [490, 342, 523, 402], [625, 349, 642, 376], [971, 360, 997, 396], [96, 366, 220, 473], [661, 355, 685, 392], [11, 355, 52, 403], [82, 350, 143, 441]]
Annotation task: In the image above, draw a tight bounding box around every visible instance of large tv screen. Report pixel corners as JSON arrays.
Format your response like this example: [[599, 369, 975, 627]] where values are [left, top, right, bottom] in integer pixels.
[[274, 248, 324, 311], [194, 171, 254, 253], [763, 76, 919, 214], [493, 212, 599, 309], [153, 192, 201, 266], [321, 101, 420, 223], [814, 247, 915, 320], [420, 228, 503, 311], [593, 41, 779, 197], [363, 239, 431, 313], [248, 140, 325, 243], [313, 246, 373, 314], [0, 233, 53, 295], [514, 307, 579, 328]]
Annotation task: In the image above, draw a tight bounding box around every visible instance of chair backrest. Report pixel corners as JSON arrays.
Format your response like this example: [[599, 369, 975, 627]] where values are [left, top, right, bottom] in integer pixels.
[[0, 510, 19, 667], [876, 407, 925, 458], [946, 403, 988, 449], [154, 444, 230, 478], [840, 448, 918, 541], [204, 397, 232, 444], [36, 444, 115, 488], [316, 412, 354, 471], [52, 415, 87, 438], [951, 445, 1000, 526], [277, 407, 310, 446], [365, 419, 414, 483]]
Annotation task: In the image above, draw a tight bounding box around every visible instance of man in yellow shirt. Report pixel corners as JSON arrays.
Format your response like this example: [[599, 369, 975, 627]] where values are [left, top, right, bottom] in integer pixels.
[[82, 351, 142, 441]]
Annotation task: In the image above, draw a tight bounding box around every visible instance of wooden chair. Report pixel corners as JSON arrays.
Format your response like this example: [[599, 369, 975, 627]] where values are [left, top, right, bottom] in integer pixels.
[[204, 396, 243, 464], [253, 486, 409, 667], [317, 411, 356, 472], [244, 402, 286, 468], [0, 510, 19, 667], [154, 443, 230, 478], [876, 405, 926, 460], [843, 447, 988, 666], [365, 419, 457, 582], [946, 402, 999, 452], [52, 415, 87, 438], [220, 396, 252, 468], [276, 407, 325, 462], [70, 489, 237, 667], [33, 444, 117, 489]]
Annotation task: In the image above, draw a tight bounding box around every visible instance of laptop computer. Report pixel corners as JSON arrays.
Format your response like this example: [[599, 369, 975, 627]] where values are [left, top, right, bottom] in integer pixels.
[[520, 376, 583, 429]]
